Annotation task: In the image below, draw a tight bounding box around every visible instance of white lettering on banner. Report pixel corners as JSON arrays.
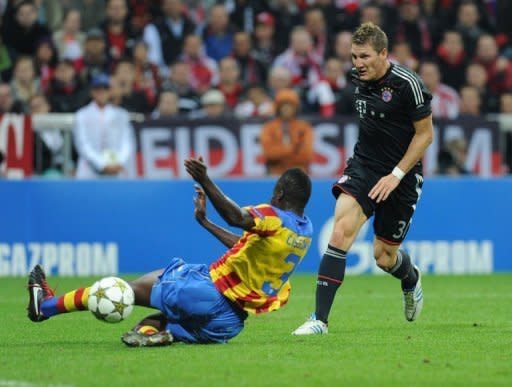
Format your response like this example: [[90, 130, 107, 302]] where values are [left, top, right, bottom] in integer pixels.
[[311, 123, 341, 176], [0, 244, 10, 273], [240, 124, 265, 176], [136, 119, 498, 177], [175, 127, 191, 178], [11, 244, 26, 275], [140, 128, 172, 178], [465, 129, 492, 177], [318, 217, 494, 274], [0, 115, 24, 158], [0, 242, 118, 276], [59, 243, 74, 275], [195, 126, 238, 177]]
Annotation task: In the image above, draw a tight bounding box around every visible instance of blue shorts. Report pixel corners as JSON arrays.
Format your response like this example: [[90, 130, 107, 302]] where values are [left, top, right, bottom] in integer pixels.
[[150, 257, 247, 344]]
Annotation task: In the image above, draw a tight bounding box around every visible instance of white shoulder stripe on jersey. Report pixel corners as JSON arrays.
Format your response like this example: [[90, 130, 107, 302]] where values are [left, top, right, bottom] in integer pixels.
[[392, 67, 423, 105], [392, 67, 424, 106], [392, 66, 423, 101]]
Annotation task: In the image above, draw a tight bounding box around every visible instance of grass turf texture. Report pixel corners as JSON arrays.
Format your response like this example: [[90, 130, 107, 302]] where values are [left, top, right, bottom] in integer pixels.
[[1, 274, 511, 386]]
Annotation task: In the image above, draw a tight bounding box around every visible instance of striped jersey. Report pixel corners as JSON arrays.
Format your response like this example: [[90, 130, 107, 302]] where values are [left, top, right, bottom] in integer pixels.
[[350, 63, 432, 175], [209, 204, 313, 314]]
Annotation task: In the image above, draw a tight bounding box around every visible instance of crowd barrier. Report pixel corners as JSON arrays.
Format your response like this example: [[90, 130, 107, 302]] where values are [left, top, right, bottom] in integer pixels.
[[0, 178, 509, 276]]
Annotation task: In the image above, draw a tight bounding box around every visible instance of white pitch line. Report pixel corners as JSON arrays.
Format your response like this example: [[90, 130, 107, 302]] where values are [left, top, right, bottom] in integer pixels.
[[0, 380, 72, 387]]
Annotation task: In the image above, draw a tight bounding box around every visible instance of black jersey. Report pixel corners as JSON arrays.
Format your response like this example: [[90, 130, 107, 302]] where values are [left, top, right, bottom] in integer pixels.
[[350, 63, 432, 175]]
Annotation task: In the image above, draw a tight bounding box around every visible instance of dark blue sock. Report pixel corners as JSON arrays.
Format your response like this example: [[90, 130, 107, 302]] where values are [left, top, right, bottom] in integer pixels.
[[315, 245, 347, 323], [387, 250, 418, 291]]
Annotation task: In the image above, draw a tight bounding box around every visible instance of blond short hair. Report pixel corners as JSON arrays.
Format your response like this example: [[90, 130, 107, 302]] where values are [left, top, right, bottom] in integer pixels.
[[352, 22, 388, 52]]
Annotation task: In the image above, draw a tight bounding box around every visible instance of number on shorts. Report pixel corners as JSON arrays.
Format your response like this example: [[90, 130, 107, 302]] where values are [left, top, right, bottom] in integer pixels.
[[392, 220, 410, 239]]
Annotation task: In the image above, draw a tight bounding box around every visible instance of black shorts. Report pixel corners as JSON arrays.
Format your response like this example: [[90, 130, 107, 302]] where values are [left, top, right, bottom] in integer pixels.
[[332, 157, 424, 245]]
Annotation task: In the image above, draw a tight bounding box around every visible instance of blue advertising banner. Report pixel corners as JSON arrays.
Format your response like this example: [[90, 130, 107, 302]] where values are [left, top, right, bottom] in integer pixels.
[[0, 178, 509, 276]]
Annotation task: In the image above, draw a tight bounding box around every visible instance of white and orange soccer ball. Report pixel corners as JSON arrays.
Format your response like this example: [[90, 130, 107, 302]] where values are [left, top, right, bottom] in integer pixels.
[[88, 277, 134, 323]]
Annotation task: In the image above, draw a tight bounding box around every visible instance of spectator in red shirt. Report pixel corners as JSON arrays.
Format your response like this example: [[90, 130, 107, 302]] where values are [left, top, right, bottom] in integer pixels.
[[419, 60, 460, 119], [100, 0, 138, 63], [473, 34, 512, 95], [231, 31, 266, 85], [304, 7, 331, 60], [217, 57, 243, 110], [272, 27, 323, 90], [180, 34, 219, 94], [53, 9, 85, 70], [132, 41, 160, 107], [35, 38, 58, 94], [436, 30, 469, 90]]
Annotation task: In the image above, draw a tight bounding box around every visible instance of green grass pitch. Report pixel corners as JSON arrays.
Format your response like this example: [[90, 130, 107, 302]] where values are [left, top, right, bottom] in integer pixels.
[[1, 274, 511, 386]]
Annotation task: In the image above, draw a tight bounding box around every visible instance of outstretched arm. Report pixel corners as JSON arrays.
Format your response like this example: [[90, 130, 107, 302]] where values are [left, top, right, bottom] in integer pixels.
[[185, 157, 255, 231], [193, 185, 241, 248]]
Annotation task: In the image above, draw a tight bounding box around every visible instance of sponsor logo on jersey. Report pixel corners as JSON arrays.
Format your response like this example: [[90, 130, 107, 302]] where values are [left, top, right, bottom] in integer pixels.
[[381, 87, 393, 102]]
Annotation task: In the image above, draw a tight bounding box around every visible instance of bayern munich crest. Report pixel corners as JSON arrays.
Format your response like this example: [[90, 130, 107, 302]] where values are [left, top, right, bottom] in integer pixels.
[[381, 87, 393, 102]]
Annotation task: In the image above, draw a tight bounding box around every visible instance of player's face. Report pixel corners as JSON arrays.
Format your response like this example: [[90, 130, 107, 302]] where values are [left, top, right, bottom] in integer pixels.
[[351, 43, 388, 81]]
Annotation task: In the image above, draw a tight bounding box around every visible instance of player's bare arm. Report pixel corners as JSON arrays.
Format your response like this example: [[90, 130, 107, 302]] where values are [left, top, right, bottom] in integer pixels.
[[369, 114, 433, 203], [184, 156, 256, 231], [193, 185, 241, 248]]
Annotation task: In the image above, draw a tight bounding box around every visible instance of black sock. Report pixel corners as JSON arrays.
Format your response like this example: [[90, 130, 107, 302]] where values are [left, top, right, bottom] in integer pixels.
[[386, 249, 418, 291], [315, 245, 347, 324]]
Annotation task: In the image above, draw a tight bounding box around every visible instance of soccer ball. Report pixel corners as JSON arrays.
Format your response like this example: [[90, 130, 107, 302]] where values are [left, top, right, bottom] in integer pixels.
[[88, 277, 134, 323]]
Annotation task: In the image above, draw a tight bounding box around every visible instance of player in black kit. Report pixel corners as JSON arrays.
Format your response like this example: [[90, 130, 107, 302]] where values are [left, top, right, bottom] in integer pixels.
[[293, 23, 434, 335]]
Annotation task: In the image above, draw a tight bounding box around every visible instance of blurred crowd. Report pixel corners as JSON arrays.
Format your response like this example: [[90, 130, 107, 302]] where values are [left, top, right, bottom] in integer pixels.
[[0, 0, 511, 177]]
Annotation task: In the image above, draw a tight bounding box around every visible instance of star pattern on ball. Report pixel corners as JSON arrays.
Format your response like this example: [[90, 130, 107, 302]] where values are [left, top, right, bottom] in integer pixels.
[[117, 281, 128, 292], [112, 300, 127, 314], [95, 288, 107, 299]]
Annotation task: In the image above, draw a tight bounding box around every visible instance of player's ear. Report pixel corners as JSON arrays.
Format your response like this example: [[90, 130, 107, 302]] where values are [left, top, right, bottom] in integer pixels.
[[270, 188, 283, 206], [276, 189, 285, 202]]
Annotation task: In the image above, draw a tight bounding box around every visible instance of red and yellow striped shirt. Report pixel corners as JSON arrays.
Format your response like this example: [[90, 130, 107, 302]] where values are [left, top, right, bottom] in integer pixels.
[[210, 204, 313, 314]]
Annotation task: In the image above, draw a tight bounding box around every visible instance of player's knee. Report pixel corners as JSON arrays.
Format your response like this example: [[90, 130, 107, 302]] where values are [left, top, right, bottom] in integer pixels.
[[374, 248, 394, 270], [330, 218, 354, 246]]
